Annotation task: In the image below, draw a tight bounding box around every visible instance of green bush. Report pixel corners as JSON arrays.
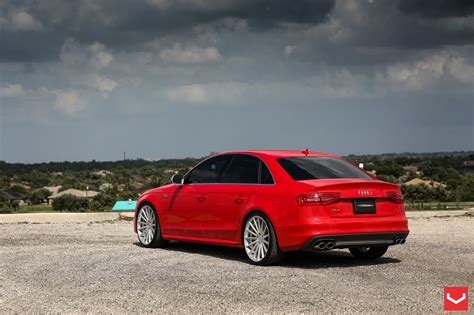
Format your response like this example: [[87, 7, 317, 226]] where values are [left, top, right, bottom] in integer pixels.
[[52, 195, 90, 212], [30, 188, 51, 205], [0, 201, 14, 213], [91, 192, 116, 211]]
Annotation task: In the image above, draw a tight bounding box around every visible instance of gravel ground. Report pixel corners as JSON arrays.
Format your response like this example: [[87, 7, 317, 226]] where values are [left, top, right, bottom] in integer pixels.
[[1, 214, 473, 313]]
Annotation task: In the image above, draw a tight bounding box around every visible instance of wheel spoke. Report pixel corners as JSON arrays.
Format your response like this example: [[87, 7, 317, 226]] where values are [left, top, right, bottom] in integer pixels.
[[143, 208, 150, 221], [246, 229, 258, 236], [249, 221, 258, 234], [256, 219, 262, 234], [248, 239, 258, 246]]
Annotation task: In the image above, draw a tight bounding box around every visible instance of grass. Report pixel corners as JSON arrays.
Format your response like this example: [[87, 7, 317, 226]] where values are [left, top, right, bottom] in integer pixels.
[[15, 204, 55, 213], [12, 204, 112, 213], [404, 201, 474, 211]]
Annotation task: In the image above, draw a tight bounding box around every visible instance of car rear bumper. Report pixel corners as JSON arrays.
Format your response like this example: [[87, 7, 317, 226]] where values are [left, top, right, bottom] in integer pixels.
[[276, 216, 409, 251], [301, 232, 409, 251]]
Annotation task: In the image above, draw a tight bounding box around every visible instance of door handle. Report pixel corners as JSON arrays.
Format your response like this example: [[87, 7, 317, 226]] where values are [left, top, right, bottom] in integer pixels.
[[235, 195, 246, 204], [197, 194, 207, 202]]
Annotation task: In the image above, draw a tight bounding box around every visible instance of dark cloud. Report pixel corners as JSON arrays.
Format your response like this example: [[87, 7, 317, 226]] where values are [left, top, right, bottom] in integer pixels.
[[0, 0, 334, 62], [107, 0, 335, 31], [0, 31, 64, 62], [398, 0, 474, 18], [1, 1, 473, 162]]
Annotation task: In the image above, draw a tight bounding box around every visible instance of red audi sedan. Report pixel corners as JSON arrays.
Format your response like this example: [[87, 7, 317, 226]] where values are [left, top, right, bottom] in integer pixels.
[[134, 150, 409, 265]]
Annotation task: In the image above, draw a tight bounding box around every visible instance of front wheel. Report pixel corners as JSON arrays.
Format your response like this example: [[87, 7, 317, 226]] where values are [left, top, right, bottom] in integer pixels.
[[349, 246, 388, 259], [243, 213, 284, 266], [136, 204, 168, 248]]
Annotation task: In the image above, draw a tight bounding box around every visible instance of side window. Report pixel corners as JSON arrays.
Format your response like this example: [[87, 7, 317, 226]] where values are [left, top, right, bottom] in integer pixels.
[[260, 161, 274, 184], [220, 155, 259, 184], [187, 155, 231, 184]]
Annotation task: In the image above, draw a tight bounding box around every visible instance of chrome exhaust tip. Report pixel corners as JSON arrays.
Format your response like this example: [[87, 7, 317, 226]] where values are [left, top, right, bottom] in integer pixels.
[[394, 237, 406, 245], [315, 242, 327, 250], [313, 241, 336, 250]]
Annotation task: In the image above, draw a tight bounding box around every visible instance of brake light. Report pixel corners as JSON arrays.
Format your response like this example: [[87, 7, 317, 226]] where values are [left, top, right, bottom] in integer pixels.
[[297, 193, 320, 205], [297, 192, 341, 206], [386, 191, 404, 203]]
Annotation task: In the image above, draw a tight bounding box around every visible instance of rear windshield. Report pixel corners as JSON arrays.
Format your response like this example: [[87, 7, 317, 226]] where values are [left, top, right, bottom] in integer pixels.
[[277, 157, 372, 181]]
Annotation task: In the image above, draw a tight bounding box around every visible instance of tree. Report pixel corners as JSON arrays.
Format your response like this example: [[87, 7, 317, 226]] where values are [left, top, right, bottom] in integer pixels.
[[0, 193, 14, 213], [0, 172, 9, 189], [30, 189, 51, 205], [91, 192, 116, 211], [52, 195, 90, 212], [7, 185, 28, 195]]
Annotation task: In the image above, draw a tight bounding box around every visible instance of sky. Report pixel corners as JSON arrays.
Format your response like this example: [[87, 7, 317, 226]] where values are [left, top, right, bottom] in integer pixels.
[[0, 0, 473, 163]]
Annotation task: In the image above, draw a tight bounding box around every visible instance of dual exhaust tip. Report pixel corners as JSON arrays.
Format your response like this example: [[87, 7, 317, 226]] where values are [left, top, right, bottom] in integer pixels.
[[394, 236, 406, 245], [314, 241, 335, 250], [314, 236, 406, 250]]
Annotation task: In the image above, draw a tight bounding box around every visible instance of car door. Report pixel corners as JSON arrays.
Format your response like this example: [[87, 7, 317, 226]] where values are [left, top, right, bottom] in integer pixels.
[[164, 154, 232, 239], [200, 154, 271, 242]]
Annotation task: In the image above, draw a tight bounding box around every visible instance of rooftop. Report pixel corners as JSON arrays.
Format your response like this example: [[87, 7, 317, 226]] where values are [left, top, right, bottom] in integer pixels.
[[49, 189, 99, 199], [404, 178, 445, 188], [217, 149, 339, 158]]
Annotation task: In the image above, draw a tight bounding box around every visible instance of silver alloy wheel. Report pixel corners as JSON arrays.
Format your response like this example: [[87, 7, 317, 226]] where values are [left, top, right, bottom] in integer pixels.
[[137, 205, 157, 245], [244, 215, 270, 262]]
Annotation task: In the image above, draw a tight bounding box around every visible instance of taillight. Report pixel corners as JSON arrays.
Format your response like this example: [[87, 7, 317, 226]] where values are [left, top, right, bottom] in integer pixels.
[[297, 193, 321, 205], [386, 191, 404, 203], [297, 192, 341, 206]]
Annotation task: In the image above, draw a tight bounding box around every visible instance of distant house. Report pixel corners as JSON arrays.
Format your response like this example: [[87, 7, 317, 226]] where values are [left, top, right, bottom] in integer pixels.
[[48, 189, 99, 204], [93, 170, 111, 178], [0, 191, 31, 206], [163, 169, 176, 174], [403, 165, 418, 174], [112, 200, 137, 212], [10, 183, 31, 190], [404, 178, 445, 188], [43, 185, 62, 195]]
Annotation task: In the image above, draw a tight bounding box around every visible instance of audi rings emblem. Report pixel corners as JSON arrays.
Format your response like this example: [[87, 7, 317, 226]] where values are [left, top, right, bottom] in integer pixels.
[[358, 189, 372, 196]]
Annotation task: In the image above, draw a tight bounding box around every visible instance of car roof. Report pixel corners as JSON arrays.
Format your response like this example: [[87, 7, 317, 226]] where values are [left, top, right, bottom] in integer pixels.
[[217, 149, 340, 159]]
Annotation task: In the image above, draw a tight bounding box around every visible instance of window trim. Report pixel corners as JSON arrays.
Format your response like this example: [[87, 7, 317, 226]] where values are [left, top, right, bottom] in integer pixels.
[[184, 153, 276, 186]]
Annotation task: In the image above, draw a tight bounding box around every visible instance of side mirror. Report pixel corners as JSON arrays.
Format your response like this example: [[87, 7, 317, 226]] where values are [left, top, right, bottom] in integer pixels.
[[171, 173, 184, 185]]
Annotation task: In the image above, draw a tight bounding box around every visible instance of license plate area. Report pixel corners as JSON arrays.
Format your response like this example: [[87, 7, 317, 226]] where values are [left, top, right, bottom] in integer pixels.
[[353, 199, 376, 214]]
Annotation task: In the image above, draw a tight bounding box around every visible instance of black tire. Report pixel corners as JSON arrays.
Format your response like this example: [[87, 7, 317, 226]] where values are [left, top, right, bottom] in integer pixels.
[[136, 203, 168, 248], [349, 246, 388, 259], [243, 213, 285, 266]]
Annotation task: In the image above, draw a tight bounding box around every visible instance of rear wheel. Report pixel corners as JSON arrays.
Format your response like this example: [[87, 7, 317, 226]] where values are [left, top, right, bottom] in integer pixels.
[[349, 246, 388, 259], [243, 213, 284, 266], [136, 204, 167, 248]]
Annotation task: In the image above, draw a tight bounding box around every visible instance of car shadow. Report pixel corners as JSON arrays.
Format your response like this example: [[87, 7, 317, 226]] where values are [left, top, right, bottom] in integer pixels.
[[133, 241, 401, 268], [281, 250, 401, 269]]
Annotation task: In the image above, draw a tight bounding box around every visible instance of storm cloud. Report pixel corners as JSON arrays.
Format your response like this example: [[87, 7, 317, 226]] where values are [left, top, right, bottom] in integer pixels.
[[0, 0, 472, 162], [398, 0, 474, 18]]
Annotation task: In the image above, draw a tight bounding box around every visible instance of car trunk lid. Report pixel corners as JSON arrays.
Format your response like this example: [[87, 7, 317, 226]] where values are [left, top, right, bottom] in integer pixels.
[[301, 178, 402, 217]]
